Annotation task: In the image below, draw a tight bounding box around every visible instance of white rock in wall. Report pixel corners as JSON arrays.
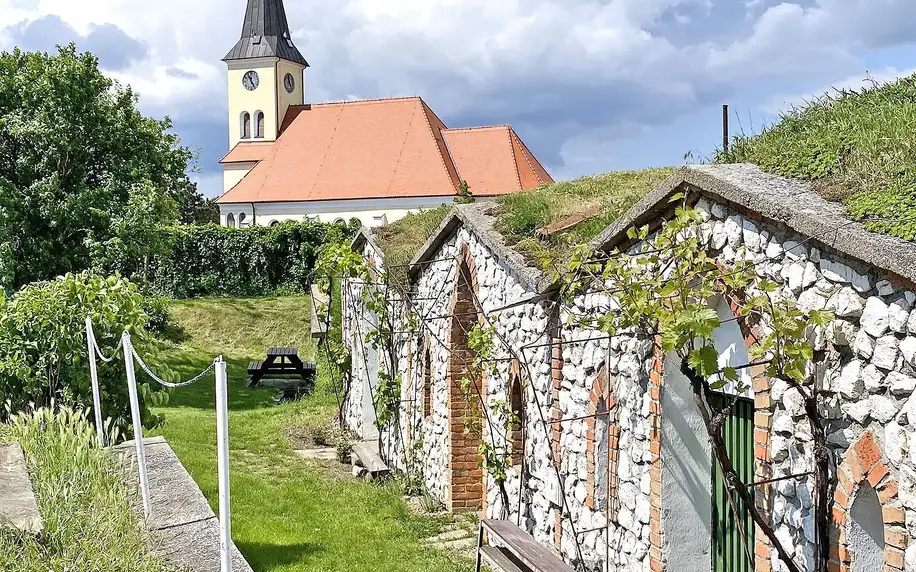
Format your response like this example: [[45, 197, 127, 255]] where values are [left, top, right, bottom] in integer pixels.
[[862, 364, 885, 394], [797, 287, 828, 312], [711, 202, 726, 219], [820, 259, 871, 293], [742, 219, 764, 252], [861, 297, 890, 337], [870, 394, 902, 424], [902, 337, 916, 367], [890, 296, 912, 334], [827, 320, 857, 346], [854, 329, 875, 359], [876, 280, 896, 297], [826, 287, 865, 318], [909, 310, 916, 335], [872, 336, 900, 370], [889, 371, 916, 396], [711, 221, 727, 250], [885, 420, 908, 467], [842, 400, 871, 424], [835, 361, 864, 399], [724, 216, 743, 248], [783, 240, 807, 261], [784, 263, 806, 294], [783, 387, 805, 417]]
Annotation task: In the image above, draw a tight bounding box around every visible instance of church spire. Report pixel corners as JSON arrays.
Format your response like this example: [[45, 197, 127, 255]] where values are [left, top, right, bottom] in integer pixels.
[[223, 0, 309, 67]]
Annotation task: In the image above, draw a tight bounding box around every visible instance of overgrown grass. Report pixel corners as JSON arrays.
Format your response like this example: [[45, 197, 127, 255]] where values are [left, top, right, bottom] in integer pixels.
[[493, 168, 676, 269], [717, 74, 916, 241], [372, 206, 451, 287], [0, 407, 167, 571], [151, 296, 466, 572]]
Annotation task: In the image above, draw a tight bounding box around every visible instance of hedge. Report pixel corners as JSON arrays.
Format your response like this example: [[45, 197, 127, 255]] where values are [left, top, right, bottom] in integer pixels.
[[149, 221, 357, 298]]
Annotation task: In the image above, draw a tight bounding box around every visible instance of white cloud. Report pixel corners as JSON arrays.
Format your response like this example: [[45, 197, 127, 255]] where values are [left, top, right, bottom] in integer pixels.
[[1, 0, 915, 180], [762, 66, 916, 115]]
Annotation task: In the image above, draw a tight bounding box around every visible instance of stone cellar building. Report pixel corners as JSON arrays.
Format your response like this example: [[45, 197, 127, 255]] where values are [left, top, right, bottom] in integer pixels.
[[341, 164, 916, 572]]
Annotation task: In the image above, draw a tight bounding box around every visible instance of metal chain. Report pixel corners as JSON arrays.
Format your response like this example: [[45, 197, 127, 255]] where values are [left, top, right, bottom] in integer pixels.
[[129, 343, 216, 388], [87, 321, 124, 363]]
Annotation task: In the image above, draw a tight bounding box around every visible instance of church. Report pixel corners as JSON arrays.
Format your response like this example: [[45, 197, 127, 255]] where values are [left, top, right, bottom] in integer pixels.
[[216, 0, 554, 229]]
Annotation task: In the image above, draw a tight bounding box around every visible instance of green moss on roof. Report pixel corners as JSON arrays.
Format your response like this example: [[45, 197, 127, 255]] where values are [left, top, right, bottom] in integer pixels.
[[717, 74, 916, 241], [492, 167, 676, 269], [373, 205, 451, 288]]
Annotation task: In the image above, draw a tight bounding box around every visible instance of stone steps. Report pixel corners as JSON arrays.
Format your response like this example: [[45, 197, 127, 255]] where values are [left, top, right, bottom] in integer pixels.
[[422, 522, 478, 556]]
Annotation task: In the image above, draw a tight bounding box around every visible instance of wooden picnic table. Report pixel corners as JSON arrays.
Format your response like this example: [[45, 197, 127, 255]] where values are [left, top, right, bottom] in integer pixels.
[[247, 347, 316, 403]]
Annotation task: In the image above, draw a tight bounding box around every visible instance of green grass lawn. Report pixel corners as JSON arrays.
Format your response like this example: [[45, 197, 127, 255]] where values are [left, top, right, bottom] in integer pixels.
[[150, 297, 467, 572]]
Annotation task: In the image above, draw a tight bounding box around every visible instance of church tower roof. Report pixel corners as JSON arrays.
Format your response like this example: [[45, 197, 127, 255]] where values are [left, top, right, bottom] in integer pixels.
[[223, 0, 309, 66]]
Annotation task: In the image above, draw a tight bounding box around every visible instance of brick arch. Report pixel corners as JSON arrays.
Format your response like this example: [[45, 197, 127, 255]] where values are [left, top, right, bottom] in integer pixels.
[[445, 242, 486, 513], [830, 430, 907, 571], [585, 367, 620, 516]]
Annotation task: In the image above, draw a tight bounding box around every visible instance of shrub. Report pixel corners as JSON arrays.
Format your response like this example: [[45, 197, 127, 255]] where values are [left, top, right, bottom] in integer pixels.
[[146, 220, 359, 298], [141, 296, 171, 335], [0, 406, 166, 571], [0, 272, 175, 435]]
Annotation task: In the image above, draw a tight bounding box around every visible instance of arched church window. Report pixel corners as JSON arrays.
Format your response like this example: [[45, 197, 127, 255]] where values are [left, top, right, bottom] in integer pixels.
[[255, 111, 265, 139], [269, 220, 279, 227], [241, 112, 251, 139], [226, 213, 235, 228], [238, 212, 247, 227], [508, 372, 526, 467]]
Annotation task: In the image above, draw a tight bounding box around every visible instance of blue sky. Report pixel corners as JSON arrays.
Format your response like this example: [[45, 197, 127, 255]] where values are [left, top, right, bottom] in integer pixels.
[[1, 0, 915, 197]]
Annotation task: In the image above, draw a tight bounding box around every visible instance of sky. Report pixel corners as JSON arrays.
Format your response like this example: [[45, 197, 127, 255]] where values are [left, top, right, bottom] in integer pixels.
[[1, 0, 915, 198]]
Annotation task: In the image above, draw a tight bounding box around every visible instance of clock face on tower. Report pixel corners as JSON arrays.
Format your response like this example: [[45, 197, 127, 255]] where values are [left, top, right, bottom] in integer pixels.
[[284, 73, 295, 94], [242, 70, 259, 91]]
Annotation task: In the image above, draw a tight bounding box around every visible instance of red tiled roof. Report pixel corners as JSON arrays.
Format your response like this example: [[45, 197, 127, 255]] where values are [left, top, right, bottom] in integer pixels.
[[217, 96, 552, 204], [443, 126, 553, 197], [219, 141, 275, 164]]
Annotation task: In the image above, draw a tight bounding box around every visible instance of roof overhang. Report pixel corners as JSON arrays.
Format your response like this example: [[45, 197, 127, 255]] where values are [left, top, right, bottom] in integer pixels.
[[591, 163, 916, 286]]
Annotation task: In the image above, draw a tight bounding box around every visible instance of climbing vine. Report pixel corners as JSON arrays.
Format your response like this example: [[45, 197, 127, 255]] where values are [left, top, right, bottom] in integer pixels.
[[563, 195, 835, 572]]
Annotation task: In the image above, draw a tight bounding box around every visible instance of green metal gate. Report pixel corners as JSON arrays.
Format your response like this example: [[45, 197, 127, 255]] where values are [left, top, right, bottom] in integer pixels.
[[711, 395, 755, 572]]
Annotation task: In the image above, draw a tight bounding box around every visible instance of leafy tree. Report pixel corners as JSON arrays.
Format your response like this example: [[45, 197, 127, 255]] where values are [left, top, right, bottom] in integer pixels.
[[0, 44, 203, 287], [173, 178, 220, 225], [0, 272, 175, 436]]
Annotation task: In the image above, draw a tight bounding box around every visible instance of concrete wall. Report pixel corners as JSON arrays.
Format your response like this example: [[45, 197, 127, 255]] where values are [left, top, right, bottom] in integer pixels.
[[218, 196, 472, 229], [660, 351, 712, 571]]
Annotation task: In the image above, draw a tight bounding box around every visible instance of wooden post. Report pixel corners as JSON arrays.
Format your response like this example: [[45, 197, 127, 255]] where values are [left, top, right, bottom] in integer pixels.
[[123, 331, 151, 521], [85, 317, 105, 448], [722, 104, 729, 152], [475, 522, 484, 572], [215, 356, 232, 572]]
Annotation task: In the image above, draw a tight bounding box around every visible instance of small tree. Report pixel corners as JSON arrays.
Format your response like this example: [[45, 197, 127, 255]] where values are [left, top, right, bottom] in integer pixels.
[[564, 196, 834, 572]]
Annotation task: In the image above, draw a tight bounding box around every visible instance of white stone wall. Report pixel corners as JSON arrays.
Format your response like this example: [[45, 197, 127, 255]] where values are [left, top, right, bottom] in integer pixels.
[[341, 198, 916, 572]]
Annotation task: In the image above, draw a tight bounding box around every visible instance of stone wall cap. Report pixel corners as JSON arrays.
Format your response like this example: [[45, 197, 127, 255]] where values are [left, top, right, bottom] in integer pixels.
[[409, 203, 545, 292], [350, 226, 384, 259], [0, 442, 43, 535], [590, 164, 916, 285]]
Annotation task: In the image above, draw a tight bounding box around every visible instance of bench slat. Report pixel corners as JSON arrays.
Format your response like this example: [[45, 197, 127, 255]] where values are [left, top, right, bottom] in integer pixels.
[[482, 520, 574, 572], [480, 546, 524, 572]]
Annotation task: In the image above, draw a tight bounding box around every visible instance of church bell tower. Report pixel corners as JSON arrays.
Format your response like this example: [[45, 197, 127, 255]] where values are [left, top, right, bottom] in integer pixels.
[[223, 0, 309, 148]]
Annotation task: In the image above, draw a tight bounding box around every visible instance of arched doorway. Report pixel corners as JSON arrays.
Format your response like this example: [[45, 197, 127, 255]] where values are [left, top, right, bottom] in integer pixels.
[[447, 253, 485, 513]]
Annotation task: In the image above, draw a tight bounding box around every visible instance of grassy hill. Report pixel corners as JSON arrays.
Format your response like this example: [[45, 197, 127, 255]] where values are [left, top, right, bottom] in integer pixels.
[[717, 74, 916, 241]]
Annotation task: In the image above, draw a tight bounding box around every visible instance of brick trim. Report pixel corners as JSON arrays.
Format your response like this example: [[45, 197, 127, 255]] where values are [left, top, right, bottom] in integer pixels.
[[508, 359, 526, 467], [830, 430, 907, 571], [585, 367, 620, 519], [445, 243, 486, 514]]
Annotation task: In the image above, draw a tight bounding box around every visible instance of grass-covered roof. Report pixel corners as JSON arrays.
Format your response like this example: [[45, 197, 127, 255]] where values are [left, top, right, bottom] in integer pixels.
[[717, 74, 916, 241]]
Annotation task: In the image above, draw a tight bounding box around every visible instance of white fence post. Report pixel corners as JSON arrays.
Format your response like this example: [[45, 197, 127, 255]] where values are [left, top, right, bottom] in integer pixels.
[[215, 356, 232, 572], [123, 331, 152, 522], [85, 317, 105, 448]]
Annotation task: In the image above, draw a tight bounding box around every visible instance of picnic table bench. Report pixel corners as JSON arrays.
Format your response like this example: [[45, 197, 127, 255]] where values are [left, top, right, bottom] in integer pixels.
[[247, 347, 316, 404], [476, 519, 574, 572]]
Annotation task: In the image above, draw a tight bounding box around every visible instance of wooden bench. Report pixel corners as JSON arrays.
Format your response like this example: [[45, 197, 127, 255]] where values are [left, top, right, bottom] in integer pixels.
[[476, 519, 574, 572]]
